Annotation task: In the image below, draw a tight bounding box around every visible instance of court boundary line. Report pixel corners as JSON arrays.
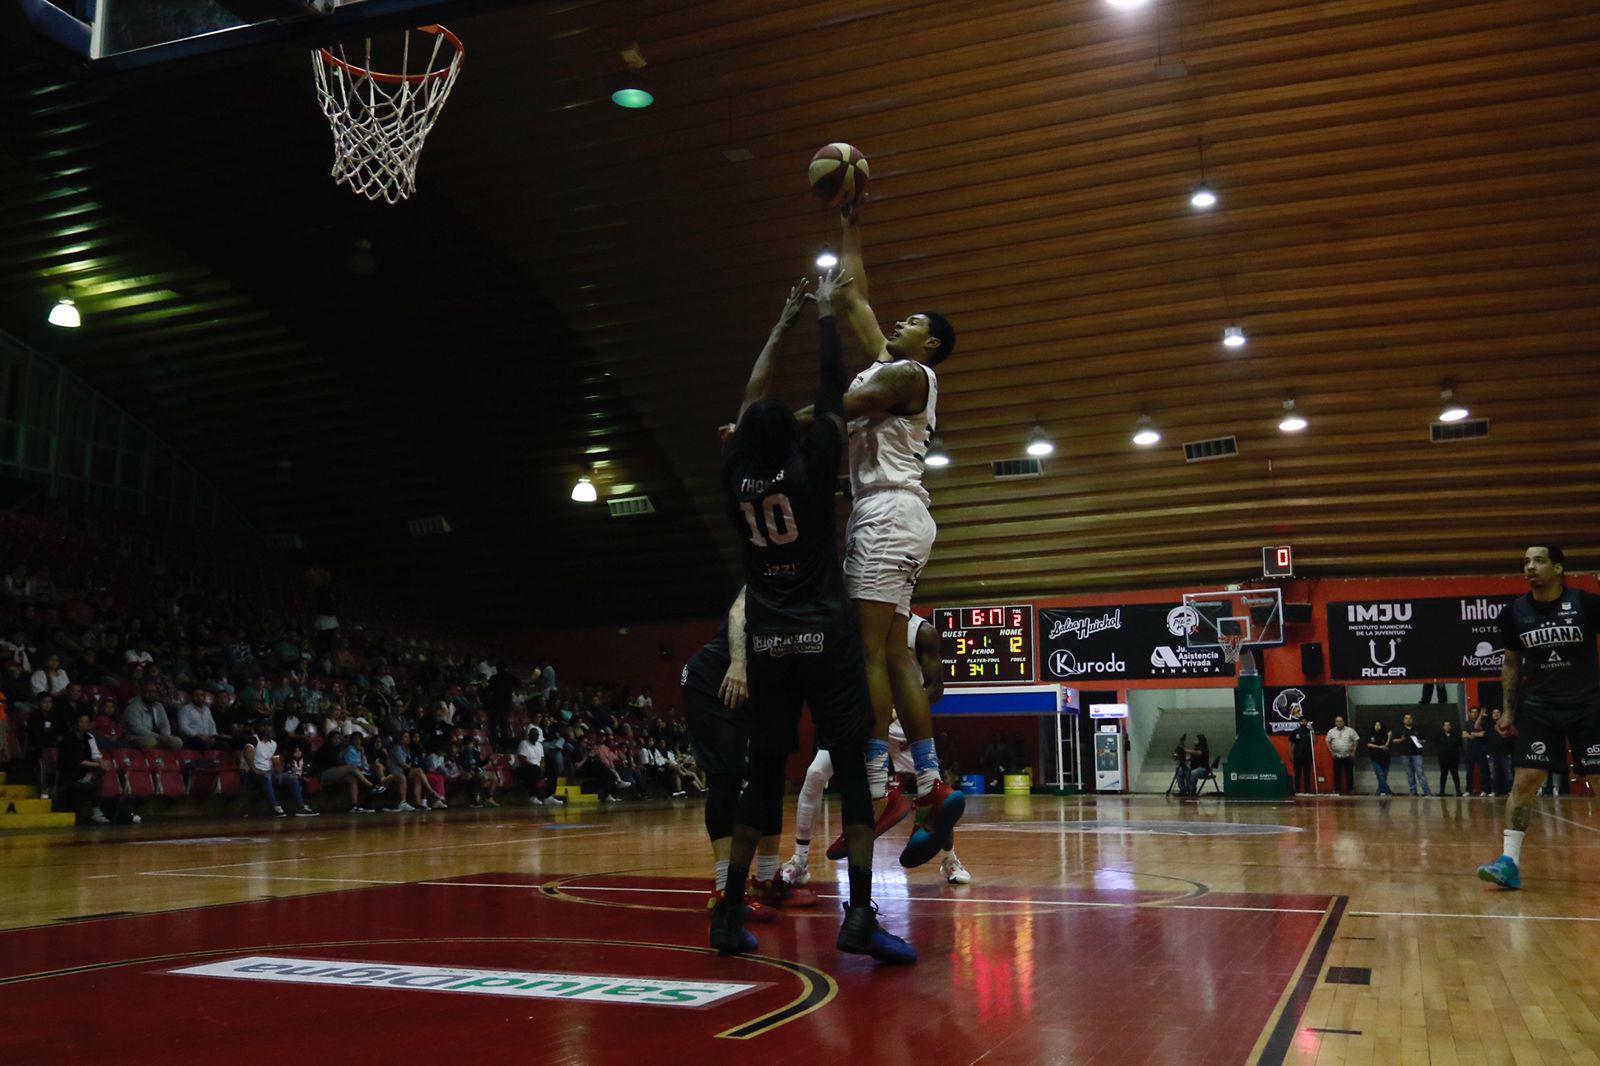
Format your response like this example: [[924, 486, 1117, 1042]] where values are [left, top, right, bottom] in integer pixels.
[[1253, 895, 1347, 1066]]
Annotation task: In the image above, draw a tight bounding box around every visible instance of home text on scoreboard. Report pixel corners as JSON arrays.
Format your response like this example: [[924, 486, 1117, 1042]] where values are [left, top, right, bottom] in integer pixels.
[[933, 604, 1036, 685]]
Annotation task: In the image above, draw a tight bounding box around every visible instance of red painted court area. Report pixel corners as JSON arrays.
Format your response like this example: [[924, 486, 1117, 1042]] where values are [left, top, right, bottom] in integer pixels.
[[1, 873, 1336, 1065]]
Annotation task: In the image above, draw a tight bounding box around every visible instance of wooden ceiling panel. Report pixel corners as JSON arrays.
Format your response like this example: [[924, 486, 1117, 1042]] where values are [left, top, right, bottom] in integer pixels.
[[0, 0, 1593, 625]]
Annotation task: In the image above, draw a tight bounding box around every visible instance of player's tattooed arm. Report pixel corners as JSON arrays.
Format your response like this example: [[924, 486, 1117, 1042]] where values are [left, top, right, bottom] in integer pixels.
[[738, 279, 811, 421], [1500, 649, 1521, 727], [841, 361, 923, 421], [719, 587, 748, 711], [837, 201, 889, 358]]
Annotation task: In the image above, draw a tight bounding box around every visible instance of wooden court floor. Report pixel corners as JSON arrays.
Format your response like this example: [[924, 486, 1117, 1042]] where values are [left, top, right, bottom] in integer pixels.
[[1, 793, 1597, 1065]]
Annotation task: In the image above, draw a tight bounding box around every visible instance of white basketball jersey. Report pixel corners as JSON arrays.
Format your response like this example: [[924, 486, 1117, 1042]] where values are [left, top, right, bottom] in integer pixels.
[[847, 360, 937, 505]]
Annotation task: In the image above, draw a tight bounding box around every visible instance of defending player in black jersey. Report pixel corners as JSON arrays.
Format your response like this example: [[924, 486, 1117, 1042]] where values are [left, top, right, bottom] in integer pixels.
[[711, 267, 915, 964], [681, 587, 816, 919], [1478, 545, 1600, 889]]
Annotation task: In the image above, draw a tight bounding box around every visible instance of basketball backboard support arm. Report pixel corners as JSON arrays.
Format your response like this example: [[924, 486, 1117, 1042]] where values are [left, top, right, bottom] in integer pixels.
[[17, 0, 532, 75]]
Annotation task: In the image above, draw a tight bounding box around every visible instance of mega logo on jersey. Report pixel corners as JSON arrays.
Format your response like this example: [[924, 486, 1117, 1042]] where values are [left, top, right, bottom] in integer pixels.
[[1327, 596, 1516, 681], [1039, 604, 1232, 682]]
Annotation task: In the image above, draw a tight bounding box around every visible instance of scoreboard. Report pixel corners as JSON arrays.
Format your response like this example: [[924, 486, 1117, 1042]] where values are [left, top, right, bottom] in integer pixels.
[[934, 604, 1036, 685]]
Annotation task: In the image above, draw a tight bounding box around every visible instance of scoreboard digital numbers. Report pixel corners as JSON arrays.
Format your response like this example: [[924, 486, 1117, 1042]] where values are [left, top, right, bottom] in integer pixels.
[[934, 605, 1036, 685]]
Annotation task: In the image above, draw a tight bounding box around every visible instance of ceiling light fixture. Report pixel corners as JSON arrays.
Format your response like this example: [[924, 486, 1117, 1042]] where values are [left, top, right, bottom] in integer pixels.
[[1190, 187, 1216, 210], [1131, 414, 1161, 447], [571, 474, 598, 503], [1438, 387, 1469, 423], [1278, 399, 1308, 433], [1106, 0, 1150, 8], [815, 246, 839, 269], [611, 41, 653, 108], [1026, 426, 1054, 457], [1222, 325, 1247, 349], [924, 437, 950, 468], [48, 298, 80, 328]]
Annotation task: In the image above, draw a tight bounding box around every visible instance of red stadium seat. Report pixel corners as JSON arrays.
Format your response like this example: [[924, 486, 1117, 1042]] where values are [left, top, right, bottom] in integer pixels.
[[147, 752, 186, 797], [98, 766, 125, 800], [117, 753, 157, 799], [214, 768, 242, 797]]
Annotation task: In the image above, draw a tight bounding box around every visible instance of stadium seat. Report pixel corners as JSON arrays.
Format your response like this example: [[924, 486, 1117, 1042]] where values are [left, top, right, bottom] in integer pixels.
[[147, 752, 186, 797], [214, 767, 242, 797], [98, 764, 125, 800], [117, 752, 157, 799]]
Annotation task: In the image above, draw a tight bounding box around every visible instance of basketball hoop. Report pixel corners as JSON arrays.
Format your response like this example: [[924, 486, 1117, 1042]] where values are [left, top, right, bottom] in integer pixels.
[[311, 25, 464, 203], [1219, 634, 1245, 666]]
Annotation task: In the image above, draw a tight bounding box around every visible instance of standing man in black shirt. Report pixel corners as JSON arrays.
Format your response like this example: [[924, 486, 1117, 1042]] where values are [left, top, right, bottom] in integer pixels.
[[1478, 545, 1600, 889], [1290, 719, 1315, 795], [712, 269, 914, 964], [1435, 718, 1464, 797]]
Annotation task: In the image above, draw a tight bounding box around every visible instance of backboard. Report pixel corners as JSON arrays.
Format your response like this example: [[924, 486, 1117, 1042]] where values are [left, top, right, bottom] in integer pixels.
[[1179, 586, 1285, 649], [17, 0, 508, 73]]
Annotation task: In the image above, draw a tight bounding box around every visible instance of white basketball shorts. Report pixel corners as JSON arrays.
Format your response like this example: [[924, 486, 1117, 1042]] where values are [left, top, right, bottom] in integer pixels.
[[844, 490, 936, 616]]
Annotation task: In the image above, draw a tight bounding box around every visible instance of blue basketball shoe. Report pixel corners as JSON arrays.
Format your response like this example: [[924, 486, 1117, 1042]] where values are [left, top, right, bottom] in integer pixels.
[[836, 903, 917, 965], [1477, 854, 1521, 890]]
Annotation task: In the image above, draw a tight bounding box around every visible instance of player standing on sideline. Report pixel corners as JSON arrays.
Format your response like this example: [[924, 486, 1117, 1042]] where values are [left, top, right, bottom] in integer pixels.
[[783, 613, 972, 885], [711, 267, 915, 963], [681, 586, 816, 921], [1478, 545, 1600, 889], [833, 197, 964, 868]]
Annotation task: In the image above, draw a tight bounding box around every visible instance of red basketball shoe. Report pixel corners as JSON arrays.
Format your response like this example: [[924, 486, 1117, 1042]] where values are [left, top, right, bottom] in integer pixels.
[[825, 775, 912, 860], [706, 889, 777, 922], [899, 780, 965, 869], [753, 876, 819, 908]]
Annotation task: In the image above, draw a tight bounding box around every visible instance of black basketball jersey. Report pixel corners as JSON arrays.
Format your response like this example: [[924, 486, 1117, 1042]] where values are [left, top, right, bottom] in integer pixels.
[[1498, 587, 1600, 704], [682, 609, 733, 698], [724, 419, 849, 634]]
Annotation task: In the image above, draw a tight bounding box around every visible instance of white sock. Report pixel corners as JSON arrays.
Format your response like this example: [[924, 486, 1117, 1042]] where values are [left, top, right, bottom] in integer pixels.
[[792, 841, 810, 863], [714, 859, 729, 893], [1503, 829, 1524, 865], [755, 853, 779, 882], [865, 743, 889, 801]]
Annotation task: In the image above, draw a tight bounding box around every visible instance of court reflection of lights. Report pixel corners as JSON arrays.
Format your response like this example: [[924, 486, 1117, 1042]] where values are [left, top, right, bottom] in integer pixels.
[[951, 902, 1036, 1024]]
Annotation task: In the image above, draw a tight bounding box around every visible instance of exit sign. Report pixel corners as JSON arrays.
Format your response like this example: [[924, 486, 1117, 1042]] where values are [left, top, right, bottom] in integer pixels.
[[1263, 545, 1294, 577]]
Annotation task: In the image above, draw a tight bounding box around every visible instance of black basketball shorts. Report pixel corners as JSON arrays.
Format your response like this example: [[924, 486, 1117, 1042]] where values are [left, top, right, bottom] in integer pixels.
[[745, 626, 872, 760], [682, 681, 748, 778], [1513, 698, 1600, 775]]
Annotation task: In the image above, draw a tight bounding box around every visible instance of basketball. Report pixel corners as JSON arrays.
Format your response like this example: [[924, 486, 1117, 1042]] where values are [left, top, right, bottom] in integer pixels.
[[808, 142, 869, 206]]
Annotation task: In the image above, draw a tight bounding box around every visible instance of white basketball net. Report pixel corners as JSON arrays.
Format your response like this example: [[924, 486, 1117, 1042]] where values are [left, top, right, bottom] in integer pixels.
[[312, 26, 464, 204]]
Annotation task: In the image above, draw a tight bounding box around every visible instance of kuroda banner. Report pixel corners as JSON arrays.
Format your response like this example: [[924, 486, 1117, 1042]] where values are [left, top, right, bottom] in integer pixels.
[[1038, 604, 1234, 682], [1327, 596, 1516, 681]]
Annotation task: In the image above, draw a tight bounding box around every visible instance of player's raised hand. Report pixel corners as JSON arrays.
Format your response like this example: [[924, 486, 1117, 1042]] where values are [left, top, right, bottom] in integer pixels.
[[776, 277, 811, 331], [839, 199, 861, 226], [813, 265, 854, 311]]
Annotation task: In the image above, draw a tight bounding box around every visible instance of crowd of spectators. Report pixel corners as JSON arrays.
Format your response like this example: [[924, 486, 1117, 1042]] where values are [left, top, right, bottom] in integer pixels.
[[0, 507, 708, 825]]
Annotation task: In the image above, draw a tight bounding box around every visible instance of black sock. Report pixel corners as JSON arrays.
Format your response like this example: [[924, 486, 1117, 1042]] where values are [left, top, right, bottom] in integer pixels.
[[847, 864, 871, 909], [724, 864, 750, 908]]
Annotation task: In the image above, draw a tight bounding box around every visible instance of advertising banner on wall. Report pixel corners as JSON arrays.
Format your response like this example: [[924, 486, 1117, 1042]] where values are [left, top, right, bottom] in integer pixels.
[[1263, 685, 1348, 735], [1327, 596, 1516, 681], [1038, 605, 1234, 683]]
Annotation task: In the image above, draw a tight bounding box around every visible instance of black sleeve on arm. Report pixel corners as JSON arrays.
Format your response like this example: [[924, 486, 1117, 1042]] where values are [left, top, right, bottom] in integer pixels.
[[814, 314, 846, 420]]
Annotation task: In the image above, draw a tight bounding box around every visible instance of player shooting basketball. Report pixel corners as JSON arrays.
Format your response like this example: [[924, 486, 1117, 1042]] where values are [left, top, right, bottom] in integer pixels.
[[822, 197, 963, 869], [713, 267, 915, 963]]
